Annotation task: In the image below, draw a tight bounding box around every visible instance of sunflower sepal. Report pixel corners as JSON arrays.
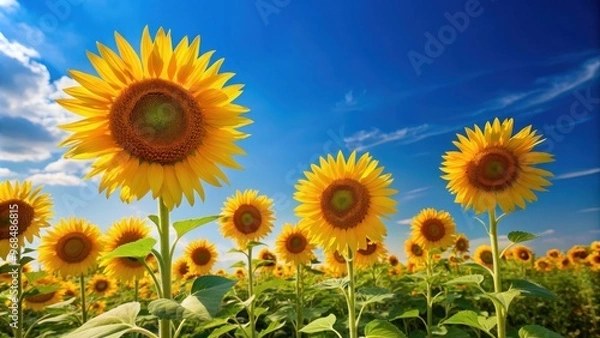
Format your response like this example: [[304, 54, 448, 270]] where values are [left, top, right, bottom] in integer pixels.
[[101, 237, 157, 261]]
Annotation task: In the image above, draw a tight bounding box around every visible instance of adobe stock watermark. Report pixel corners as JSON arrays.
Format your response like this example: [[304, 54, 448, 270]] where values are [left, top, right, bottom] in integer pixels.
[[6, 203, 21, 330], [23, 0, 86, 45], [407, 0, 493, 77], [255, 0, 291, 25]]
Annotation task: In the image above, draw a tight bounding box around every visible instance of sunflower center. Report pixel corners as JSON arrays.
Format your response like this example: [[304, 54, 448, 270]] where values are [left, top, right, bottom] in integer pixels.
[[110, 79, 205, 165], [549, 252, 559, 258], [56, 233, 93, 263], [467, 146, 519, 192], [333, 251, 346, 264], [411, 244, 423, 256], [178, 263, 189, 276], [26, 291, 55, 304], [286, 234, 307, 254], [573, 250, 588, 260], [481, 251, 494, 265], [538, 261, 548, 268], [321, 179, 370, 230], [455, 238, 468, 251], [95, 281, 108, 292], [519, 251, 530, 260], [192, 248, 212, 266], [0, 200, 34, 240], [358, 242, 377, 256], [389, 257, 399, 266], [233, 205, 262, 234], [421, 219, 445, 242]]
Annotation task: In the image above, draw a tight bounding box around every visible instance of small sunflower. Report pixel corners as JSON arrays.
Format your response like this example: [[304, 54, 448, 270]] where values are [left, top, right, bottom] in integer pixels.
[[23, 276, 64, 312], [388, 265, 402, 277], [0, 180, 53, 259], [567, 245, 589, 265], [474, 245, 494, 268], [513, 245, 533, 263], [88, 274, 118, 297], [546, 249, 561, 260], [257, 248, 277, 272], [324, 250, 348, 277], [184, 239, 218, 276], [453, 234, 470, 254], [462, 253, 471, 261], [387, 255, 400, 267], [215, 269, 227, 277], [234, 268, 246, 279], [404, 238, 427, 264], [57, 26, 251, 211], [410, 208, 456, 250], [62, 280, 79, 299], [557, 256, 571, 270], [448, 254, 461, 267], [273, 264, 286, 278], [101, 217, 152, 281], [534, 257, 552, 272], [405, 261, 423, 274], [89, 300, 107, 315], [220, 190, 275, 248], [587, 252, 600, 271], [294, 151, 398, 256], [441, 118, 554, 214], [355, 239, 387, 269], [275, 223, 315, 266], [38, 218, 103, 277], [172, 257, 191, 279]]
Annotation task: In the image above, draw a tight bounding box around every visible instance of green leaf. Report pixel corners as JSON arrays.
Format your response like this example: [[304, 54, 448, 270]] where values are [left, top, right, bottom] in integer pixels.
[[20, 256, 35, 266], [230, 260, 246, 268], [147, 214, 159, 227], [390, 308, 421, 321], [365, 320, 407, 338], [227, 248, 246, 255], [445, 274, 484, 286], [254, 278, 288, 295], [102, 238, 156, 261], [442, 310, 495, 333], [300, 314, 337, 334], [23, 285, 61, 299], [510, 279, 556, 299], [189, 276, 237, 318], [507, 231, 538, 244], [173, 215, 220, 239], [63, 302, 142, 338], [24, 271, 48, 284], [495, 289, 522, 311], [358, 287, 395, 306], [38, 313, 77, 324], [518, 325, 564, 338], [148, 298, 188, 320], [246, 241, 267, 250], [0, 263, 15, 274], [258, 321, 286, 338], [207, 324, 238, 338], [46, 297, 77, 309]]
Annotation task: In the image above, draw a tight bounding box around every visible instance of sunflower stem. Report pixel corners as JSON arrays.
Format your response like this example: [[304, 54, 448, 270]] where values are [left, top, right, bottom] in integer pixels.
[[295, 264, 303, 338], [346, 249, 358, 338], [247, 246, 257, 338], [488, 209, 506, 338], [158, 197, 172, 338], [134, 277, 139, 302], [80, 274, 87, 323], [426, 254, 433, 338]]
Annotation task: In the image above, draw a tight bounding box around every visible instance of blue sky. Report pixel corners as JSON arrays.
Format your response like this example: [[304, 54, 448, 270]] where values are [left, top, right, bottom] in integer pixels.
[[0, 0, 599, 268]]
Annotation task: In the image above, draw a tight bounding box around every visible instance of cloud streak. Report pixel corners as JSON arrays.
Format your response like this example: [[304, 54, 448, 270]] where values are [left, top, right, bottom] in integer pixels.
[[344, 124, 454, 151], [554, 168, 600, 180]]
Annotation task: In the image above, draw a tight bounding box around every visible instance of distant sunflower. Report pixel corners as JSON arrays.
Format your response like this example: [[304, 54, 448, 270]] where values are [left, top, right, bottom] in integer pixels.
[[462, 254, 471, 261], [324, 250, 348, 277], [453, 234, 470, 254], [294, 151, 397, 256], [410, 208, 456, 250], [355, 240, 387, 268], [557, 256, 571, 270], [387, 255, 400, 267], [88, 274, 118, 297], [587, 252, 600, 271], [0, 180, 53, 259], [101, 217, 152, 281], [474, 245, 494, 268], [404, 238, 427, 264], [567, 246, 589, 265], [234, 268, 246, 279], [89, 301, 107, 315], [546, 249, 561, 260], [62, 280, 79, 299], [513, 245, 533, 263], [441, 118, 554, 214], [388, 265, 402, 277], [534, 257, 552, 273], [56, 26, 251, 211], [501, 247, 513, 260], [448, 254, 461, 267], [23, 276, 64, 312], [275, 223, 315, 266], [257, 248, 277, 272], [172, 257, 191, 279], [38, 218, 103, 277], [273, 264, 286, 278], [590, 241, 600, 252], [215, 269, 227, 277], [220, 190, 275, 248], [184, 239, 218, 275]]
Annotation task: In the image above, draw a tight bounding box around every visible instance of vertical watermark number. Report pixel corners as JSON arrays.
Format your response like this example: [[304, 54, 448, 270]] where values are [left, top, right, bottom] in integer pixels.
[[7, 203, 20, 329]]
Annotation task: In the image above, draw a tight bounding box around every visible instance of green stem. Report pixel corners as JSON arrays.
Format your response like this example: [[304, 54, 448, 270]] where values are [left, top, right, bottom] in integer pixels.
[[295, 264, 303, 338], [158, 197, 172, 338], [15, 248, 23, 338], [488, 209, 506, 338], [80, 274, 87, 323], [346, 249, 358, 338], [426, 255, 433, 338], [247, 246, 256, 338], [134, 278, 139, 302]]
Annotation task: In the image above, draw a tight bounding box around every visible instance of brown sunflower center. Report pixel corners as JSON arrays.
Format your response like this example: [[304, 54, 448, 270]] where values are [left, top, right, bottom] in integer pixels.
[[410, 243, 423, 256], [178, 262, 189, 276], [420, 219, 445, 242], [480, 250, 494, 265], [518, 250, 530, 261], [109, 79, 205, 165], [455, 238, 468, 251], [467, 146, 519, 192], [26, 291, 55, 304], [0, 200, 34, 240], [388, 256, 399, 266], [538, 261, 548, 269], [191, 247, 212, 266], [95, 280, 109, 292], [573, 250, 588, 260], [233, 204, 262, 234], [56, 233, 93, 263], [593, 255, 600, 264], [286, 234, 307, 254], [358, 242, 377, 256], [333, 251, 346, 264], [561, 258, 570, 266], [321, 179, 370, 230], [549, 251, 559, 258]]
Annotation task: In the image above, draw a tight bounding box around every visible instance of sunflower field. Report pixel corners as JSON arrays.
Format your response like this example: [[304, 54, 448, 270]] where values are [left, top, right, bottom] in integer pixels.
[[0, 26, 598, 338]]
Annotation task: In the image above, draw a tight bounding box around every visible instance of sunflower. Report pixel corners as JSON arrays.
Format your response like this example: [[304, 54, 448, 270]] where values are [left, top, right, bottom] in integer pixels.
[[23, 276, 64, 312], [0, 181, 53, 259], [220, 190, 275, 248], [546, 249, 561, 260], [388, 265, 402, 277], [557, 256, 571, 270], [172, 257, 191, 279], [234, 268, 246, 279], [89, 300, 107, 315], [56, 26, 251, 211], [410, 208, 456, 251], [513, 245, 533, 263], [462, 254, 471, 261], [275, 223, 315, 266], [215, 269, 227, 277], [0, 263, 33, 285], [441, 118, 554, 214], [587, 252, 600, 271], [474, 245, 494, 268], [273, 264, 286, 278], [355, 239, 387, 269], [101, 217, 152, 281], [62, 280, 79, 299], [387, 255, 400, 267], [38, 218, 103, 277], [534, 257, 552, 273], [567, 246, 589, 265], [184, 239, 218, 275], [448, 254, 461, 267], [256, 248, 277, 272], [590, 241, 600, 252], [324, 250, 348, 277], [501, 247, 513, 260], [404, 238, 427, 264], [453, 234, 469, 254], [88, 274, 118, 297], [294, 151, 397, 256]]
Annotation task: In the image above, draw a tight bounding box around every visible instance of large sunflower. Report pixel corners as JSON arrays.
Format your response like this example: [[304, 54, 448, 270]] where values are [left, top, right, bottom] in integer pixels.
[[294, 151, 397, 255], [404, 238, 427, 264], [275, 223, 315, 266], [441, 118, 553, 214], [474, 245, 494, 268], [87, 274, 118, 297], [355, 239, 387, 269], [410, 208, 456, 250], [38, 218, 103, 277], [184, 239, 218, 275], [0, 181, 53, 259], [453, 234, 470, 254], [56, 26, 251, 211], [101, 217, 152, 281], [23, 276, 64, 312], [219, 189, 275, 248]]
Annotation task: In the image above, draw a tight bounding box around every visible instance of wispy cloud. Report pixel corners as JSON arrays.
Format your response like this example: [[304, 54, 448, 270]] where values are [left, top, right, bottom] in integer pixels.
[[0, 168, 17, 177], [0, 0, 18, 11], [27, 172, 85, 186], [333, 90, 365, 113], [396, 218, 412, 225], [578, 207, 600, 213], [25, 158, 92, 187], [344, 124, 453, 151], [399, 186, 430, 201], [554, 168, 600, 180]]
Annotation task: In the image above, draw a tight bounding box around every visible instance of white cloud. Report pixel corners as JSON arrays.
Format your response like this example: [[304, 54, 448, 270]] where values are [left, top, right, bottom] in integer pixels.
[[0, 168, 17, 177], [26, 172, 85, 186], [396, 218, 412, 225], [554, 168, 600, 180], [578, 207, 600, 213], [399, 186, 430, 201], [0, 0, 18, 11], [44, 158, 91, 175], [333, 89, 364, 112], [344, 124, 452, 151]]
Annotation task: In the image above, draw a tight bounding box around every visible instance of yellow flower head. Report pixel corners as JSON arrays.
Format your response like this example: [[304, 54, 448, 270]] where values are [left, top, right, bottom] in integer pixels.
[[101, 217, 152, 281], [23, 276, 64, 312], [184, 239, 218, 276], [220, 190, 275, 248], [324, 250, 348, 277], [453, 234, 470, 254], [513, 245, 533, 263], [275, 223, 316, 266], [474, 245, 494, 268], [172, 257, 191, 279], [534, 257, 552, 272], [257, 248, 277, 271], [546, 249, 561, 260], [404, 238, 427, 264], [87, 274, 118, 297], [387, 255, 400, 267], [567, 245, 589, 265], [355, 239, 388, 269], [410, 208, 456, 251]]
